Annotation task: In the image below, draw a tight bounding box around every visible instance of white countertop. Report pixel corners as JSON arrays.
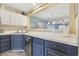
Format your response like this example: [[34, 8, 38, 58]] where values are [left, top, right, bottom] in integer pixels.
[[0, 31, 78, 46], [26, 31, 78, 46]]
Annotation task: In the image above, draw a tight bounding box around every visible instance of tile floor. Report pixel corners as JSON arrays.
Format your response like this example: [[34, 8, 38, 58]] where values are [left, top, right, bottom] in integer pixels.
[[0, 50, 27, 56]]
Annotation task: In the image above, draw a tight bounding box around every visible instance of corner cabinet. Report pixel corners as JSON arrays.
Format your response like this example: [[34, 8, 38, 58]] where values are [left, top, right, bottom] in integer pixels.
[[32, 37, 45, 56], [10, 12, 19, 26], [19, 15, 27, 26]]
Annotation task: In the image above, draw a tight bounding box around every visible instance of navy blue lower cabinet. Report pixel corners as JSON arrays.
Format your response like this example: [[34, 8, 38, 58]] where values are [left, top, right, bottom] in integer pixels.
[[0, 35, 11, 53], [11, 35, 24, 50], [32, 37, 45, 56], [71, 46, 78, 56], [32, 37, 78, 56], [45, 40, 78, 56], [32, 43, 44, 56]]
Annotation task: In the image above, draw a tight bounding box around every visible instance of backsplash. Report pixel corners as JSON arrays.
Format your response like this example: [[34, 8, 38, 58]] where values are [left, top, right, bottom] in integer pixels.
[[0, 30, 4, 33], [30, 16, 48, 29]]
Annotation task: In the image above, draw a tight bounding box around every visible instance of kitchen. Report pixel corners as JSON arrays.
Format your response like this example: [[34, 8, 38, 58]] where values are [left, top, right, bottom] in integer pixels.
[[0, 3, 78, 56]]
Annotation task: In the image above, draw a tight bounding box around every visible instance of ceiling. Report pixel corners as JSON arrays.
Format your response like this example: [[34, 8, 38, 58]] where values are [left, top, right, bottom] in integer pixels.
[[1, 3, 78, 21], [2, 3, 41, 13], [33, 3, 69, 21]]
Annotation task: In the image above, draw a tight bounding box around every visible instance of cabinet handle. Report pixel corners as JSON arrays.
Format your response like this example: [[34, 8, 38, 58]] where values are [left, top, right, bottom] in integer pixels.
[[53, 45, 57, 47]]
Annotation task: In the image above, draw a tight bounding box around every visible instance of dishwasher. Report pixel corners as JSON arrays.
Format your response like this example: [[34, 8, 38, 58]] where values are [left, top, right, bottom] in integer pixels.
[[24, 36, 32, 56]]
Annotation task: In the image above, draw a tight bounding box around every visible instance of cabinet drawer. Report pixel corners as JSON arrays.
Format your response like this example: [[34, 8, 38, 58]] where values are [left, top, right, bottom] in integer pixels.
[[0, 38, 10, 42], [47, 48, 67, 56], [45, 40, 72, 55], [56, 43, 72, 55], [11, 35, 23, 38], [33, 37, 44, 45], [0, 35, 10, 39], [0, 47, 10, 53], [0, 41, 10, 48], [45, 40, 57, 49]]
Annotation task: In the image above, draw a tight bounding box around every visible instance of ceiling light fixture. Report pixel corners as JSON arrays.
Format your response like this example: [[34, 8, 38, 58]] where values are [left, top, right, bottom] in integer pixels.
[[33, 3, 36, 6]]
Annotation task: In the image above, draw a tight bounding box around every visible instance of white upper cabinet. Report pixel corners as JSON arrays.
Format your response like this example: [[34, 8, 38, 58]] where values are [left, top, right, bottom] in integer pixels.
[[0, 9, 27, 26], [18, 14, 22, 26], [20, 15, 27, 26], [10, 12, 19, 26], [9, 11, 28, 26], [10, 12, 27, 26], [0, 10, 10, 25]]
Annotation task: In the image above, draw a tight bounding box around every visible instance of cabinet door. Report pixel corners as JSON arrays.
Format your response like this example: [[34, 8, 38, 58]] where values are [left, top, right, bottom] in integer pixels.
[[20, 15, 27, 26], [0, 35, 11, 53], [18, 14, 22, 26], [71, 46, 78, 56], [11, 35, 24, 50], [22, 16, 27, 26], [0, 46, 10, 53], [0, 10, 10, 25], [32, 43, 44, 56], [10, 12, 18, 26]]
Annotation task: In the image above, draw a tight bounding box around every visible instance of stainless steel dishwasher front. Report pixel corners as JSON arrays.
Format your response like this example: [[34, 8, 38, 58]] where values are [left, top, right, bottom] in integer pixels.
[[24, 36, 32, 56]]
